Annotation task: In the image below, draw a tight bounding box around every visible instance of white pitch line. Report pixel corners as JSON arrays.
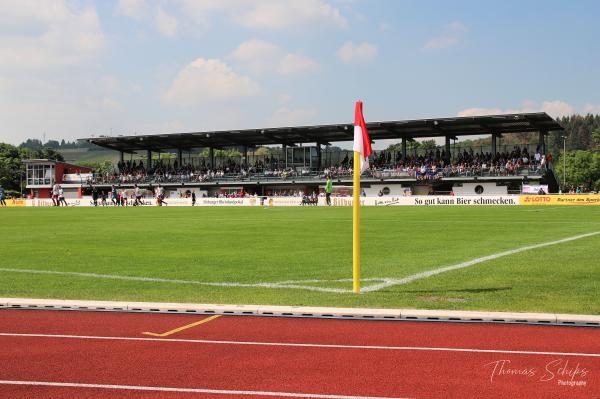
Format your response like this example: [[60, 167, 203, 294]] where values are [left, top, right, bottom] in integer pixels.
[[1, 231, 597, 294], [0, 380, 408, 399], [0, 268, 350, 294], [361, 231, 600, 293], [1, 333, 599, 358]]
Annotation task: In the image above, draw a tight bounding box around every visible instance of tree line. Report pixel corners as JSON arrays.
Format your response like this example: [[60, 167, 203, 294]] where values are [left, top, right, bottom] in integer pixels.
[[0, 144, 64, 196], [19, 138, 95, 150]]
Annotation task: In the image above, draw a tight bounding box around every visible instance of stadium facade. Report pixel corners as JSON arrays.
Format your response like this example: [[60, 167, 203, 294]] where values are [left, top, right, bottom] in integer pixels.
[[23, 159, 93, 199], [24, 113, 564, 199]]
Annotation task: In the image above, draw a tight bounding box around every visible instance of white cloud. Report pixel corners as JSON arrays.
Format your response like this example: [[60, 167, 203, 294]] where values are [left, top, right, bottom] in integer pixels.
[[457, 100, 576, 119], [115, 1, 348, 36], [102, 98, 122, 111], [156, 8, 178, 37], [175, 0, 347, 32], [0, 74, 129, 144], [457, 107, 509, 117], [425, 21, 466, 50], [163, 58, 260, 106], [0, 1, 104, 69], [269, 107, 317, 127], [100, 76, 121, 94], [233, 0, 347, 30], [583, 103, 600, 114], [539, 100, 575, 118], [114, 0, 147, 19], [278, 94, 292, 104], [229, 39, 318, 75], [178, 0, 248, 15], [336, 41, 378, 63], [278, 53, 319, 75], [229, 39, 282, 74]]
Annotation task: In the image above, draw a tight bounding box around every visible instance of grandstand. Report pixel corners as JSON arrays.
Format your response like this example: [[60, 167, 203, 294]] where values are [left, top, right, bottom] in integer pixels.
[[25, 113, 563, 199]]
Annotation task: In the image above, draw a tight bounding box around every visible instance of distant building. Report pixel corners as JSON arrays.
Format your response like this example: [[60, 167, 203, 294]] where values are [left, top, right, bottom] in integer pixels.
[[23, 159, 93, 199]]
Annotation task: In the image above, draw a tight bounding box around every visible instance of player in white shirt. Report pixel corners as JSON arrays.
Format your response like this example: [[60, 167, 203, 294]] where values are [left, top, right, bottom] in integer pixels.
[[121, 189, 128, 206], [52, 183, 60, 206], [134, 184, 142, 206], [58, 186, 68, 206], [156, 185, 167, 206]]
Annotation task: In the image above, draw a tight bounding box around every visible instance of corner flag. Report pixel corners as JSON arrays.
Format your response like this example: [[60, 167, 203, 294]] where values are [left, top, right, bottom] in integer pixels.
[[352, 100, 371, 293], [353, 100, 372, 174]]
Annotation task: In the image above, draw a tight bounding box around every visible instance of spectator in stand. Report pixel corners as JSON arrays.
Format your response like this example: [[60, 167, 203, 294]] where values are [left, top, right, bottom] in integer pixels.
[[98, 143, 547, 188]]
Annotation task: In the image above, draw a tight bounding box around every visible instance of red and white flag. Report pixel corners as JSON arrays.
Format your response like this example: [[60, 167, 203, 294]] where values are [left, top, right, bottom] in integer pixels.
[[353, 100, 372, 174]]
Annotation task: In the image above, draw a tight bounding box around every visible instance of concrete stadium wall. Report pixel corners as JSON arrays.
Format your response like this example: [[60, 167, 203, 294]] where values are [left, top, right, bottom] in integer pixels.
[[452, 182, 508, 196]]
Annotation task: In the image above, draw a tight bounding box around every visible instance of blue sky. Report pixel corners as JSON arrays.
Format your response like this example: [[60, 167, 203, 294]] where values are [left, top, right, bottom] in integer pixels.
[[1, 0, 599, 147]]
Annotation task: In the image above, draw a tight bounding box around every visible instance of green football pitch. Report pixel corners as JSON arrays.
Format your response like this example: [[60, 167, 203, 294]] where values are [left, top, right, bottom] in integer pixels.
[[1, 206, 599, 314]]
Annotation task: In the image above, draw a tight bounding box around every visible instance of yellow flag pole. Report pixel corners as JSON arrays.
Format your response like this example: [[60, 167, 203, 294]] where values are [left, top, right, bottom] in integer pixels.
[[352, 150, 361, 294]]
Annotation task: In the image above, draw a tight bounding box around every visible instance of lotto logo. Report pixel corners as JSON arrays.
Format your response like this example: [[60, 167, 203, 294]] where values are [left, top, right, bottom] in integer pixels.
[[523, 196, 551, 203]]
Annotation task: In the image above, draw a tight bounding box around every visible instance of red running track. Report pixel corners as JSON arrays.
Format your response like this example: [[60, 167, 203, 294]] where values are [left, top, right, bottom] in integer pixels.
[[0, 309, 598, 398]]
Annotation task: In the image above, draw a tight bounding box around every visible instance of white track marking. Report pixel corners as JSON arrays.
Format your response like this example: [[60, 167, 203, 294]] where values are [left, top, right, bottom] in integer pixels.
[[1, 231, 597, 294], [0, 380, 408, 399], [1, 333, 599, 358], [361, 231, 600, 293]]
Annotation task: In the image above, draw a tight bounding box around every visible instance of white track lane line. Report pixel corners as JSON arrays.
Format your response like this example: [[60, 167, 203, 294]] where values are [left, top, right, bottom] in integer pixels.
[[0, 380, 409, 399], [1, 333, 599, 358]]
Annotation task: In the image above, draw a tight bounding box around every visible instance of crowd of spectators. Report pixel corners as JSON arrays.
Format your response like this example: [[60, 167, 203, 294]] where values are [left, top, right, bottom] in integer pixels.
[[87, 146, 551, 185], [371, 146, 550, 181]]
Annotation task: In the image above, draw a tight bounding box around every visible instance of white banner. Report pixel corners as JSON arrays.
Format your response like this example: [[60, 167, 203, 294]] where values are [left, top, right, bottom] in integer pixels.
[[25, 195, 521, 207], [372, 195, 520, 206], [522, 184, 549, 194]]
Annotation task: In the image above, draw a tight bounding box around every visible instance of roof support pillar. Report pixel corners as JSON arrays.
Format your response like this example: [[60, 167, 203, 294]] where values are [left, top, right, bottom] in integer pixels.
[[491, 133, 497, 156], [283, 144, 287, 168], [119, 151, 124, 163], [539, 131, 546, 155], [209, 147, 214, 169], [243, 146, 248, 167], [177, 148, 183, 167], [445, 136, 451, 164], [402, 138, 407, 159], [146, 150, 151, 171], [316, 143, 322, 170]]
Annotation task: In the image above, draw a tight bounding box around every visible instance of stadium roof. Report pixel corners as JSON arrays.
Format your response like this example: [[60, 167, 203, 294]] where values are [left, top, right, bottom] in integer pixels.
[[83, 112, 563, 153]]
